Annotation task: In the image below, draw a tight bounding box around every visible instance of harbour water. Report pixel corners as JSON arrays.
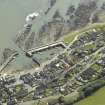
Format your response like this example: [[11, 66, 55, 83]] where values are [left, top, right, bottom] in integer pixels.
[[1, 0, 100, 71]]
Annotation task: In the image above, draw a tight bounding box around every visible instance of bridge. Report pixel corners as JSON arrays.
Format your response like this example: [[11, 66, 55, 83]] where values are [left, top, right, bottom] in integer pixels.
[[26, 42, 67, 57]]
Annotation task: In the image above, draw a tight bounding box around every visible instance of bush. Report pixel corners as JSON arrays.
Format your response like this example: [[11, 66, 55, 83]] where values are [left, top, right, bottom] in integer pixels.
[[58, 96, 65, 103], [80, 79, 105, 98]]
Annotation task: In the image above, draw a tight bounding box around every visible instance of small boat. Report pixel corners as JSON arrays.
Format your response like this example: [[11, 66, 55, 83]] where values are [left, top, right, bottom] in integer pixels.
[[26, 12, 39, 23]]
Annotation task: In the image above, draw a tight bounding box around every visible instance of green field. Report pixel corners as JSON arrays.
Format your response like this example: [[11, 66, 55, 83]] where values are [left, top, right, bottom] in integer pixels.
[[63, 23, 105, 44], [75, 87, 105, 105]]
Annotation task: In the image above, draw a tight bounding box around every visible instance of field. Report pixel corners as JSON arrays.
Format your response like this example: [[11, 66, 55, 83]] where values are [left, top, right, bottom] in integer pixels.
[[75, 87, 105, 105], [63, 23, 105, 44]]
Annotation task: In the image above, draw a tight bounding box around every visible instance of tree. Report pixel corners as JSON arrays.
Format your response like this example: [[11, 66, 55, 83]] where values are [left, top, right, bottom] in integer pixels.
[[84, 86, 93, 97], [58, 96, 65, 103]]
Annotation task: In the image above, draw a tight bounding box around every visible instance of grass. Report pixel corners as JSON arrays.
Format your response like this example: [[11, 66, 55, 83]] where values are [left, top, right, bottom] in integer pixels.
[[63, 23, 105, 44], [22, 92, 79, 105], [64, 92, 79, 104], [64, 32, 77, 44], [83, 43, 96, 50], [91, 63, 102, 72], [25, 95, 60, 105], [75, 87, 105, 105]]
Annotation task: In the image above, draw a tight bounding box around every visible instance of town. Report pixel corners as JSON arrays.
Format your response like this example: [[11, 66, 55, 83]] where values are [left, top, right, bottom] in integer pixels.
[[0, 23, 105, 105], [1, 0, 105, 105]]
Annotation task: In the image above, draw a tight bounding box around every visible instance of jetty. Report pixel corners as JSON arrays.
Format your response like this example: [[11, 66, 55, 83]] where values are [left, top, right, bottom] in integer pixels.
[[26, 42, 67, 57], [0, 52, 19, 72]]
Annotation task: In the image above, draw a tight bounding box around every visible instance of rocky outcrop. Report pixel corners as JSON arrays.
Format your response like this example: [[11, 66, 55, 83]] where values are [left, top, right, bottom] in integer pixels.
[[50, 0, 56, 7], [66, 0, 97, 30], [14, 0, 105, 51], [37, 0, 99, 44], [38, 19, 64, 44], [24, 32, 35, 50], [14, 24, 32, 50], [101, 2, 105, 10]]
